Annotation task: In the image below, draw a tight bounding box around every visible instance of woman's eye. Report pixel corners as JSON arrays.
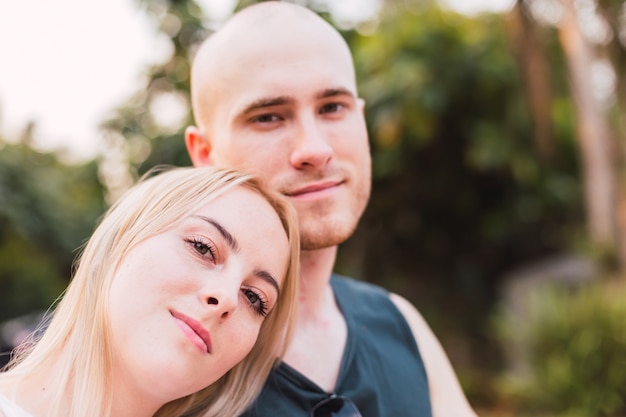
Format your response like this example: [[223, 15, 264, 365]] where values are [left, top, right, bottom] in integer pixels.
[[245, 290, 259, 304], [193, 241, 209, 255], [185, 238, 217, 260], [243, 288, 268, 317]]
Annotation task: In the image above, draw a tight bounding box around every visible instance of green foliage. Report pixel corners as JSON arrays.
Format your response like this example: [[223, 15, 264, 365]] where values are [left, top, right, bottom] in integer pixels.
[[495, 282, 626, 416], [101, 0, 207, 174], [101, 0, 588, 406], [0, 233, 65, 320], [1, 4, 622, 413], [340, 1, 581, 324], [0, 140, 105, 321], [105, 2, 584, 317]]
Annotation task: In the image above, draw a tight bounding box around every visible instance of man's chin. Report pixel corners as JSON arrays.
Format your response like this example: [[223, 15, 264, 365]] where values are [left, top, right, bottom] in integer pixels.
[[300, 227, 355, 251]]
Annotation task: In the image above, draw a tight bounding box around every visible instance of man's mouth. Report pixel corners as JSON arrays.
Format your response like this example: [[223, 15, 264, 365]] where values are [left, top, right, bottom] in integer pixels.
[[285, 180, 343, 198]]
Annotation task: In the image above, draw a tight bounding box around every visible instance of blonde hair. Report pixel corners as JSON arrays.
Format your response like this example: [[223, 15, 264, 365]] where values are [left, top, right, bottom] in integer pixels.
[[1, 165, 300, 417]]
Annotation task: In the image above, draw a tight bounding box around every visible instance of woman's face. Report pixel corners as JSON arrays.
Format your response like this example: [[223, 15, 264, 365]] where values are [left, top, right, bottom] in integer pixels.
[[107, 186, 290, 404]]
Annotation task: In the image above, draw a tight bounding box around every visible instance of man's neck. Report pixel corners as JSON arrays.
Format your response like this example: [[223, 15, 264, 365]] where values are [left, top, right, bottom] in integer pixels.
[[283, 245, 347, 391], [298, 245, 338, 316]]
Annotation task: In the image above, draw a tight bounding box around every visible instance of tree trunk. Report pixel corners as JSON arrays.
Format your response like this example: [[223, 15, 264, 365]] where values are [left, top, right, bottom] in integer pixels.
[[507, 0, 556, 161], [596, 2, 626, 270], [557, 0, 617, 250]]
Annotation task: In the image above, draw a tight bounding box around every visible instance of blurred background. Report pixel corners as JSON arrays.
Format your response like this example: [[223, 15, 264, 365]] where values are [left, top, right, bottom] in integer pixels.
[[2, 0, 626, 415]]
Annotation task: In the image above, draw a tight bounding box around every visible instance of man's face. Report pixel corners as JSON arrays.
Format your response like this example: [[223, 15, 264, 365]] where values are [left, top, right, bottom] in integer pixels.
[[187, 26, 372, 250]]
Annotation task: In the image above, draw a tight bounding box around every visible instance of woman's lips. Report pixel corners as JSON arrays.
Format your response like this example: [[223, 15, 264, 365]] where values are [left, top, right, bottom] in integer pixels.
[[171, 310, 212, 354]]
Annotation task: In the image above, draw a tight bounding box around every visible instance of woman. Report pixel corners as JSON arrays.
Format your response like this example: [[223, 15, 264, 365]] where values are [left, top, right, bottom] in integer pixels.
[[0, 166, 300, 417]]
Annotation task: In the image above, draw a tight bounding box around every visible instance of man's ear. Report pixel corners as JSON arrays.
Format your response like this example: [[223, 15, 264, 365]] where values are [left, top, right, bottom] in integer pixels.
[[185, 126, 213, 167], [357, 97, 366, 115]]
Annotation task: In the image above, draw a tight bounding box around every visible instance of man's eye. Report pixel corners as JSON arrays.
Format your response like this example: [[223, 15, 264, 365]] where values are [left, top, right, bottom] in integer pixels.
[[320, 103, 343, 114], [253, 114, 280, 123]]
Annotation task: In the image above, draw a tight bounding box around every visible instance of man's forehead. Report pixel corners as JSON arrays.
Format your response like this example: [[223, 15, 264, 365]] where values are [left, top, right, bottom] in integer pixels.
[[210, 28, 341, 65], [191, 4, 357, 121], [235, 87, 357, 115], [201, 40, 357, 94]]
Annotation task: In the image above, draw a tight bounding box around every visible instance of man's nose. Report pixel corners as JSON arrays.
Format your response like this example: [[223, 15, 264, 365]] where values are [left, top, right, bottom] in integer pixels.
[[289, 115, 334, 169]]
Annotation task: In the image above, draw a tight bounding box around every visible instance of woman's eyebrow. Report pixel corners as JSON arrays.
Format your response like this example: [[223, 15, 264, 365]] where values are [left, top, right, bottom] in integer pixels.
[[193, 215, 280, 294], [194, 215, 239, 253], [254, 269, 280, 296]]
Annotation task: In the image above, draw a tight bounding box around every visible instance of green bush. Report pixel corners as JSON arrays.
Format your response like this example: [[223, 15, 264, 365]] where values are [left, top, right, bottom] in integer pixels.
[[496, 281, 626, 416]]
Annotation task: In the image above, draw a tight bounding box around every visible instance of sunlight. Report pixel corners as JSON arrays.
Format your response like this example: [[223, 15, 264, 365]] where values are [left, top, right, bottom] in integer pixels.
[[439, 0, 515, 15]]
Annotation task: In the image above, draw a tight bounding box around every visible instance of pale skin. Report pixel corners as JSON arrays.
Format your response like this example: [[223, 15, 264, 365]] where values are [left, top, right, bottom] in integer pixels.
[[0, 188, 290, 417], [185, 3, 477, 416], [105, 187, 289, 417]]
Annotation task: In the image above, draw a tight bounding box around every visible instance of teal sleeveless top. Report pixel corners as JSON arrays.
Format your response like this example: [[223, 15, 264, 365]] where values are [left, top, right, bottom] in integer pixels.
[[241, 274, 433, 416]]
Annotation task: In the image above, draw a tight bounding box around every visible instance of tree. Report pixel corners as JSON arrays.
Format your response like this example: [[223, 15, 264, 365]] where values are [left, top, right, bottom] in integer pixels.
[[0, 130, 105, 323], [100, 0, 589, 406], [509, 0, 557, 161], [513, 0, 626, 268], [557, 0, 617, 251]]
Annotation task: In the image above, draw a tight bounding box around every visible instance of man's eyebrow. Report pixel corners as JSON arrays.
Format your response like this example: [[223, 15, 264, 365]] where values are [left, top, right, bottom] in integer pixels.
[[316, 87, 356, 100], [240, 96, 293, 116], [254, 269, 280, 297], [239, 88, 355, 117], [195, 215, 239, 253]]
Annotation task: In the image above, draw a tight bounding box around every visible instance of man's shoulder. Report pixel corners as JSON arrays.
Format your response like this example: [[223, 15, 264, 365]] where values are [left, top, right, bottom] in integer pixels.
[[330, 273, 390, 297], [330, 273, 410, 323]]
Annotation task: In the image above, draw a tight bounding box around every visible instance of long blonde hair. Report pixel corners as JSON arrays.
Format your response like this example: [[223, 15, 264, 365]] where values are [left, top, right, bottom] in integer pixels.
[[1, 165, 300, 417]]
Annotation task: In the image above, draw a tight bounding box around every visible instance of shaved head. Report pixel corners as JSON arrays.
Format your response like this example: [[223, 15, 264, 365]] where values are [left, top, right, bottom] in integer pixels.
[[185, 1, 371, 251], [190, 1, 356, 132]]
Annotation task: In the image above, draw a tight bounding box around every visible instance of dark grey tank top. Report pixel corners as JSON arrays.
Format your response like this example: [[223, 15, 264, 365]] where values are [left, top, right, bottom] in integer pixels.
[[240, 274, 433, 416]]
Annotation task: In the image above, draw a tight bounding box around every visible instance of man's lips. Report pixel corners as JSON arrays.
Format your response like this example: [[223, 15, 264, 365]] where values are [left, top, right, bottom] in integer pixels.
[[171, 310, 212, 354], [285, 180, 343, 198]]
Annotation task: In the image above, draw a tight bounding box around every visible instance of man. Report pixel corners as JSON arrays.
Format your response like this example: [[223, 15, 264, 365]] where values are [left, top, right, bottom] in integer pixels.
[[185, 2, 477, 416]]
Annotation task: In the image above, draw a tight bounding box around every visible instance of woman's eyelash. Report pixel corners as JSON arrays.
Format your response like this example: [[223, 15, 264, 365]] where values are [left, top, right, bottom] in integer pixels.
[[184, 236, 270, 317], [185, 237, 217, 260], [242, 288, 269, 317]]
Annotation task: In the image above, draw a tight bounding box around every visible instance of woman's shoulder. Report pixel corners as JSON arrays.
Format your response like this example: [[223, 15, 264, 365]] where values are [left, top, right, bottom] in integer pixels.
[[0, 382, 35, 417]]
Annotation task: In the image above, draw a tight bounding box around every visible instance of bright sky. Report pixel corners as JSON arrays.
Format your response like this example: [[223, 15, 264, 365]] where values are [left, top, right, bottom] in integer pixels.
[[0, 0, 237, 161], [0, 0, 512, 163], [0, 0, 160, 160]]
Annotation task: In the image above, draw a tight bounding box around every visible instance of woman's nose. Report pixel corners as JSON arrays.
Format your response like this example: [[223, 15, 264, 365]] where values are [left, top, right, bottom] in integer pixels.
[[205, 290, 238, 319]]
